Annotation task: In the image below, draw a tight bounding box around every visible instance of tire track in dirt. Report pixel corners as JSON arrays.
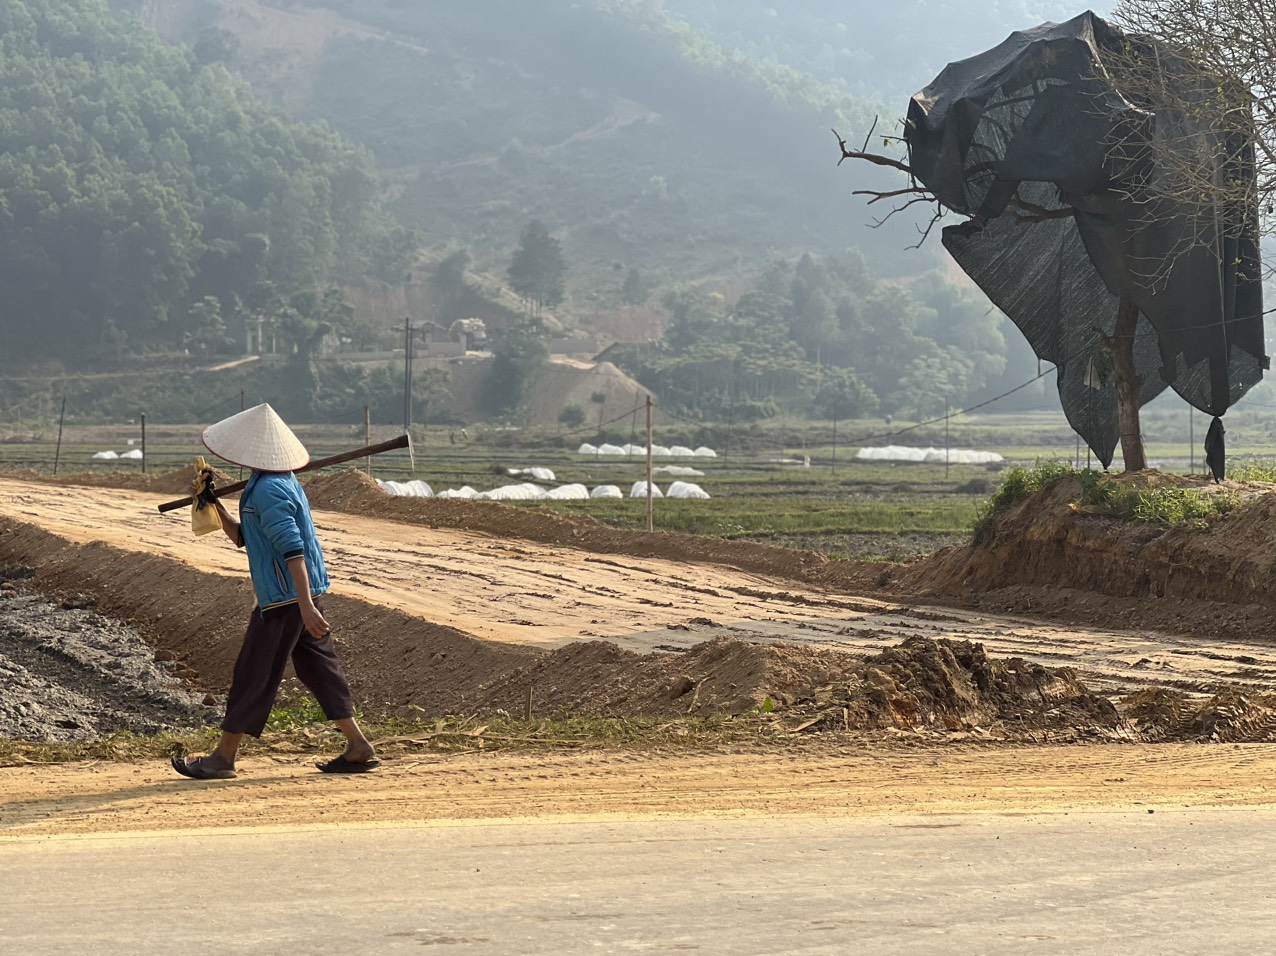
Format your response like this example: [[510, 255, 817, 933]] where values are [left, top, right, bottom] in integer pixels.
[[6, 744, 1276, 836]]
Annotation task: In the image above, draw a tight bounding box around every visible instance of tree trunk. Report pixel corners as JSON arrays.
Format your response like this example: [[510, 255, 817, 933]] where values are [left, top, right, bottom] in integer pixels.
[[1111, 296, 1147, 472]]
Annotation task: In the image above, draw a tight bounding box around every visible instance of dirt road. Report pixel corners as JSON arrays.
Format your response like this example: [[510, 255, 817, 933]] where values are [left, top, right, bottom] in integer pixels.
[[2, 476, 1273, 698], [6, 473, 1276, 839], [4, 743, 1276, 837]]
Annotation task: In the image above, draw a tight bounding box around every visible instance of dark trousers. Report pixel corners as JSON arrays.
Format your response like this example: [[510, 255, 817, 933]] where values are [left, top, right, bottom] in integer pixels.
[[221, 599, 355, 738]]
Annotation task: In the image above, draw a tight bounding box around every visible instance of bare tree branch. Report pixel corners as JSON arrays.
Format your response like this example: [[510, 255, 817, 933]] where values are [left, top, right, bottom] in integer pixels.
[[1111, 0, 1275, 274], [832, 118, 959, 248], [852, 186, 932, 205], [831, 126, 913, 174]]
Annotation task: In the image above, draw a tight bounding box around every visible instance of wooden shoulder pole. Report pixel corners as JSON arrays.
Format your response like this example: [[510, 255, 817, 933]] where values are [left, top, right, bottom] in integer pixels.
[[156, 434, 409, 513]]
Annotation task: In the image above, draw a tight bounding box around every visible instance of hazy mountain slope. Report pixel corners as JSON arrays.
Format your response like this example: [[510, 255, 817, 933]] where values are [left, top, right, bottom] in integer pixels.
[[661, 1, 1119, 100], [121, 0, 941, 302]]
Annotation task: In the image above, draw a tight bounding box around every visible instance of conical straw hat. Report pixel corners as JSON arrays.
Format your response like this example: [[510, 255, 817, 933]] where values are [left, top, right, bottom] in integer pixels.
[[202, 403, 310, 472]]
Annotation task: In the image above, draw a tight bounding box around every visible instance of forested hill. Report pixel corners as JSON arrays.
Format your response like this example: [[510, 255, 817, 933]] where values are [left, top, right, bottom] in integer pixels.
[[659, 2, 1117, 100], [119, 0, 945, 297], [0, 0, 412, 362]]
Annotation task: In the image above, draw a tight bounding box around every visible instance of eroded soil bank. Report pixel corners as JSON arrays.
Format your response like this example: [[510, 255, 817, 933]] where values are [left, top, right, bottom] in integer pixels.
[[5, 470, 1276, 744]]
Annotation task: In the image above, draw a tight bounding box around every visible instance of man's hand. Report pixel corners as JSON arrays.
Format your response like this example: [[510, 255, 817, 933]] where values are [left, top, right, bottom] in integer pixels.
[[195, 469, 218, 507], [286, 555, 330, 638], [299, 600, 331, 639]]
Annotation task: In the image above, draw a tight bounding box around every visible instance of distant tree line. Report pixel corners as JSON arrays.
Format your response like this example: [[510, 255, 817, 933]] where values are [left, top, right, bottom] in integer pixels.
[[0, 0, 416, 364], [610, 251, 1010, 422]]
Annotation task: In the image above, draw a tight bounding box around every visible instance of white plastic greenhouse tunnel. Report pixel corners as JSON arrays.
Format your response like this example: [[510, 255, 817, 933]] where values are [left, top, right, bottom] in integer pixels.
[[578, 443, 719, 458], [666, 481, 710, 499], [478, 483, 546, 501], [436, 486, 479, 499], [508, 466, 556, 481], [376, 479, 434, 497], [855, 445, 1004, 464], [630, 481, 664, 498], [542, 483, 590, 500]]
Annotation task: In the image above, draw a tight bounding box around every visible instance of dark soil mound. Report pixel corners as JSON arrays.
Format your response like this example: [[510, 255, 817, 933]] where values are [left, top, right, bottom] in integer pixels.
[[797, 637, 1120, 737], [1124, 686, 1276, 743], [464, 634, 1122, 739]]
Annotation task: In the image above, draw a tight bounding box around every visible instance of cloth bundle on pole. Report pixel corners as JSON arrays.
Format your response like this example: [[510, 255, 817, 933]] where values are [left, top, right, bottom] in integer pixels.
[[905, 11, 1266, 467]]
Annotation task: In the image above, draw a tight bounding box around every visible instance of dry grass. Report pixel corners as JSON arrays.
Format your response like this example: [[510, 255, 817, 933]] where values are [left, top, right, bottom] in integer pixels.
[[0, 713, 776, 768]]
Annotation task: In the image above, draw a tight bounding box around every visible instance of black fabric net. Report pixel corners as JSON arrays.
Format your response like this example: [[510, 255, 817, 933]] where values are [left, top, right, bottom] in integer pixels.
[[904, 11, 1266, 468]]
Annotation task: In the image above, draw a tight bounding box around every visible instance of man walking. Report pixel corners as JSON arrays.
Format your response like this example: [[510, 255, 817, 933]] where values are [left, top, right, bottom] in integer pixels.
[[172, 403, 379, 779]]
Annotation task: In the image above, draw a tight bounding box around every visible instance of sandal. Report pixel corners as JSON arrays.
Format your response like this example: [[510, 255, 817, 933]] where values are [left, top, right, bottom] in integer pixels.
[[170, 753, 237, 780]]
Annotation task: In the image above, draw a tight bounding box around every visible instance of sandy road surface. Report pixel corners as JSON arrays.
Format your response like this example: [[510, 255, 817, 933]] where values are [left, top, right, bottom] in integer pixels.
[[2, 476, 1274, 698], [5, 477, 1276, 848], [3, 743, 1276, 838]]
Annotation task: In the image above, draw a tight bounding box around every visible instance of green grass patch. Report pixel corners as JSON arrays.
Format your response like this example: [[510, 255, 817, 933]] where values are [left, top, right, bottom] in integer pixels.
[[1229, 459, 1276, 483], [1079, 476, 1238, 528], [535, 495, 979, 538], [974, 460, 1240, 543], [264, 697, 332, 733], [976, 460, 1084, 531]]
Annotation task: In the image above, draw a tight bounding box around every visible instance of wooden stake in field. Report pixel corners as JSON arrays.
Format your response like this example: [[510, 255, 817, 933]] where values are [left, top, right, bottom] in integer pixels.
[[53, 395, 66, 477], [646, 395, 654, 533]]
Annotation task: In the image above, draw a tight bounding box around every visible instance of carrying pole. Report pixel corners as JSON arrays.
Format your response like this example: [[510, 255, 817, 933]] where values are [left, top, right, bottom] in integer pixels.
[[157, 434, 410, 513]]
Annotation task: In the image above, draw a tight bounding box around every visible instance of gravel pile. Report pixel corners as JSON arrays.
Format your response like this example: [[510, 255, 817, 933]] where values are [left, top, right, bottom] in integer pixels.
[[0, 571, 217, 740]]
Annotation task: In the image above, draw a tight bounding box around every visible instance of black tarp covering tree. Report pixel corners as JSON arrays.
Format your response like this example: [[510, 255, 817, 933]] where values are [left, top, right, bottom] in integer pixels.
[[846, 11, 1267, 471]]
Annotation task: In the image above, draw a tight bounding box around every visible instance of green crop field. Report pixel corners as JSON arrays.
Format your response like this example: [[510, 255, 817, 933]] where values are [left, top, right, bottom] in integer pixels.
[[4, 412, 1274, 562]]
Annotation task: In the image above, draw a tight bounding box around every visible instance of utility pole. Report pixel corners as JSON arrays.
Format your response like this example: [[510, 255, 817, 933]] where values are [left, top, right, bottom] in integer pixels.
[[402, 316, 417, 433], [944, 398, 950, 480], [831, 397, 838, 476], [140, 412, 147, 474]]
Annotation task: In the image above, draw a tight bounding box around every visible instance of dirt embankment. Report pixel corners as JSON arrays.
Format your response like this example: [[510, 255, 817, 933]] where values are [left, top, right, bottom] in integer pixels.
[[904, 473, 1276, 635], [7, 467, 1276, 744], [0, 519, 539, 719]]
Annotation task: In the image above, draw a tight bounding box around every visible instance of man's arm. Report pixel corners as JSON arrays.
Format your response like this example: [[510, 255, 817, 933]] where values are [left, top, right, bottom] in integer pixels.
[[213, 499, 243, 548], [286, 555, 330, 638]]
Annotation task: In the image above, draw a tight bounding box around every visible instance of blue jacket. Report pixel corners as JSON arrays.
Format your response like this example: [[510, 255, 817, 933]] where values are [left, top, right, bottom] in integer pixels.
[[238, 471, 330, 610]]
